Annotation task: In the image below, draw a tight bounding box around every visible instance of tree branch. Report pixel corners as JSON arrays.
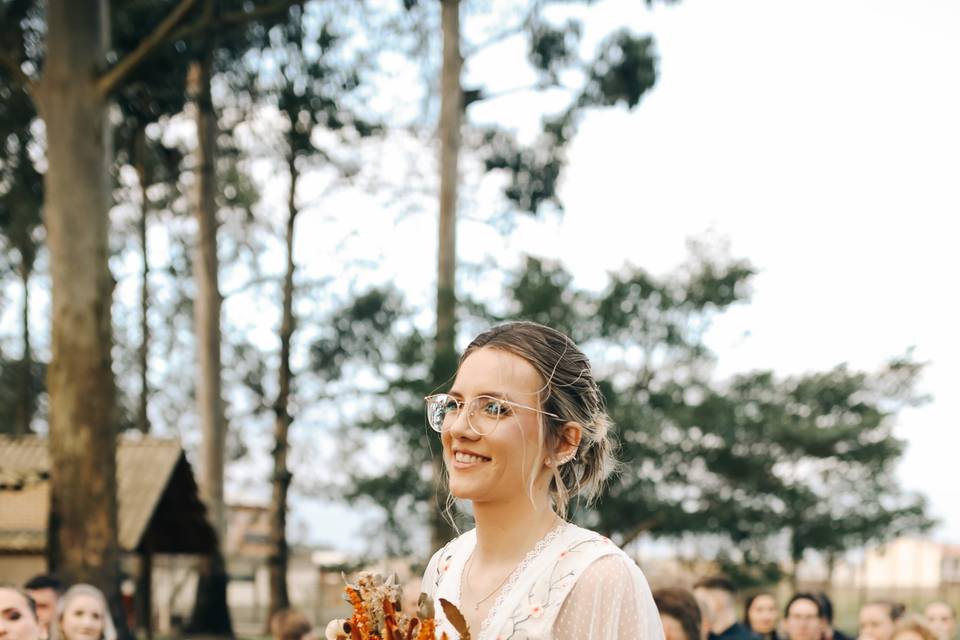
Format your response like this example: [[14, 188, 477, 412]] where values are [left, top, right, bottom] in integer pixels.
[[96, 0, 201, 98], [166, 0, 304, 46], [0, 49, 32, 93], [463, 21, 527, 58]]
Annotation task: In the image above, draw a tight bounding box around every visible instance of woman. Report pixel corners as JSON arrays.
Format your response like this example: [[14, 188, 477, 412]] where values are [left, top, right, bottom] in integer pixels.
[[859, 601, 905, 640], [51, 585, 116, 640], [743, 592, 779, 640], [421, 321, 664, 639], [0, 586, 43, 640]]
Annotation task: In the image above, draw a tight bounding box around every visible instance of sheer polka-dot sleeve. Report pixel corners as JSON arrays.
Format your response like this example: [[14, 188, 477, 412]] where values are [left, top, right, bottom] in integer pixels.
[[553, 554, 665, 640]]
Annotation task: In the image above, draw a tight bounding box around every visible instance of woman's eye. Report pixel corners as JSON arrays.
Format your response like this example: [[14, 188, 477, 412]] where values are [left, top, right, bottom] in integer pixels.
[[482, 400, 509, 416], [442, 399, 459, 414]]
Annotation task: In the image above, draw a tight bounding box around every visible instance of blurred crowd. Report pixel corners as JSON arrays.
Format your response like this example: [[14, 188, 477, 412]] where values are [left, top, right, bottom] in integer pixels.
[[2, 572, 957, 640], [654, 577, 957, 640]]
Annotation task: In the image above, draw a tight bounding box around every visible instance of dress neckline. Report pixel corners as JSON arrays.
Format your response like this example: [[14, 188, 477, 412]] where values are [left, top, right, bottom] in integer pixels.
[[459, 520, 568, 636]]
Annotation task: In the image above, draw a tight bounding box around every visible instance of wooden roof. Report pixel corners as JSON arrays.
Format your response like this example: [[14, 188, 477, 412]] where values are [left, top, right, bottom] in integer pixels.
[[0, 435, 217, 555]]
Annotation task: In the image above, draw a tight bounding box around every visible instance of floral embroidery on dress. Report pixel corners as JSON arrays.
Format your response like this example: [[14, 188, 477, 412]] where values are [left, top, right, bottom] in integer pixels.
[[490, 530, 613, 639], [477, 521, 568, 636]]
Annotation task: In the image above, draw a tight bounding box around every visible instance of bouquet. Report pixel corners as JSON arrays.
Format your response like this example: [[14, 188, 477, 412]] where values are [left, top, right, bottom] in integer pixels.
[[325, 572, 470, 640]]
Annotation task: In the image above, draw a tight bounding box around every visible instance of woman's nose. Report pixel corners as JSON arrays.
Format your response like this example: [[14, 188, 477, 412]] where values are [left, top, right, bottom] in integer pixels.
[[447, 405, 476, 438]]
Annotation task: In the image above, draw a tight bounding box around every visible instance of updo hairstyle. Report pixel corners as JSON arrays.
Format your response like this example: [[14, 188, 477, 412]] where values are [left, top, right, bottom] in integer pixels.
[[459, 321, 618, 516]]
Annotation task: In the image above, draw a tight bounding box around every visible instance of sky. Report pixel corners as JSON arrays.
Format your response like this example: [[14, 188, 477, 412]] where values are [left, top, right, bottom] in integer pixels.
[[491, 0, 960, 542], [277, 0, 960, 554]]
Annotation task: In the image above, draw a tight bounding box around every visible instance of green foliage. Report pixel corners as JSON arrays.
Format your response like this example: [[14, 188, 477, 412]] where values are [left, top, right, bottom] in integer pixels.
[[318, 248, 931, 567]]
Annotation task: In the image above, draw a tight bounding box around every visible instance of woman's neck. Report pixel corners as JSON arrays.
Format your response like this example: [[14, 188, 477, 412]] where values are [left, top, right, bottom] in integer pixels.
[[471, 493, 560, 567]]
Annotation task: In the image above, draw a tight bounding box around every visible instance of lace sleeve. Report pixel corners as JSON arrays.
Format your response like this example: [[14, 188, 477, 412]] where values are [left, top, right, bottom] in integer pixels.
[[553, 554, 665, 640]]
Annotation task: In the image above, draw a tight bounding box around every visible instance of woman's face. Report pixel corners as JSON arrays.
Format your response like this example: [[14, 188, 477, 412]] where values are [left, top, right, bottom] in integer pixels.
[[784, 598, 821, 640], [0, 588, 41, 640], [60, 594, 104, 640], [859, 605, 895, 640], [748, 594, 779, 634], [442, 347, 552, 506]]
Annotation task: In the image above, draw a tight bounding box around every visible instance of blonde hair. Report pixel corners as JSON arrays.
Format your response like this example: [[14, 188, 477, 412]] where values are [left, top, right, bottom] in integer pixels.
[[51, 584, 117, 640], [893, 615, 938, 640], [454, 321, 618, 518]]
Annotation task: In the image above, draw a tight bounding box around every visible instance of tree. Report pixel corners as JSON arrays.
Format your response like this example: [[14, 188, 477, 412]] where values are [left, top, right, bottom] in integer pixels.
[[0, 56, 43, 435], [237, 4, 383, 619], [0, 2, 300, 636], [389, 0, 665, 550]]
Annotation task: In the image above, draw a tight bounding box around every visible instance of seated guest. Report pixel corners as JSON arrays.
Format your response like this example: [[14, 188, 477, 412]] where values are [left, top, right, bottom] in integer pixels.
[[655, 588, 704, 640], [815, 592, 854, 640], [1, 585, 43, 640], [51, 584, 117, 640], [859, 601, 906, 640], [744, 592, 780, 640], [694, 577, 760, 640], [784, 593, 823, 640], [924, 602, 957, 640], [892, 615, 939, 640], [23, 575, 63, 640]]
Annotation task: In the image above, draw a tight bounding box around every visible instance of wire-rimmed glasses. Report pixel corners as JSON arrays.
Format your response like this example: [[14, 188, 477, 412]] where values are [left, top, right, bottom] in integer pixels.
[[424, 393, 561, 437]]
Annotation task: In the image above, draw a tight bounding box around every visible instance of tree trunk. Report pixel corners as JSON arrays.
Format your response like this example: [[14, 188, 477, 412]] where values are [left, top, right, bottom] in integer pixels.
[[136, 549, 153, 639], [134, 125, 151, 434], [266, 151, 298, 624], [430, 0, 463, 552], [186, 50, 233, 637], [35, 2, 129, 639], [14, 259, 32, 435]]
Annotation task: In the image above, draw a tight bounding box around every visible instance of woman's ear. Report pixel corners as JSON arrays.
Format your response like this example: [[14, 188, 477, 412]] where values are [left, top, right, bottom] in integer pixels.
[[554, 421, 582, 464]]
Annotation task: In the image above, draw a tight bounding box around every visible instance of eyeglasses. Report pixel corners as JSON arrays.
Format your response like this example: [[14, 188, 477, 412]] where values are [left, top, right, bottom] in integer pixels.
[[424, 393, 561, 436]]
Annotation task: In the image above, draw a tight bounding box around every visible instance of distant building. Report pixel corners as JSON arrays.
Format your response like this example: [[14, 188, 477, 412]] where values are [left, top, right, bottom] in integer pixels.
[[831, 537, 960, 590], [0, 435, 218, 636]]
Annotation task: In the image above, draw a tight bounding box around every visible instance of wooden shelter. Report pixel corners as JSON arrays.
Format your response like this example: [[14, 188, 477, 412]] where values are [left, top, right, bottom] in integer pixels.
[[0, 435, 218, 636]]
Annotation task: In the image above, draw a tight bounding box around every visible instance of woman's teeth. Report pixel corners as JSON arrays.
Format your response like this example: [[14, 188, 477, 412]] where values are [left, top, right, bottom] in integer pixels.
[[455, 451, 489, 463]]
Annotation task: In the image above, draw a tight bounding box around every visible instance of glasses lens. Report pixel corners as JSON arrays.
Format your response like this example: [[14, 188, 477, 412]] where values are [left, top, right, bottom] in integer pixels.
[[467, 396, 507, 436], [426, 394, 457, 432]]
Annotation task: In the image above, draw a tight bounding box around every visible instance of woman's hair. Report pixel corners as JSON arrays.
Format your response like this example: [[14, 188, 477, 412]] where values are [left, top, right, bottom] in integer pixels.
[[892, 615, 938, 640], [51, 584, 117, 640], [0, 585, 39, 621], [653, 587, 703, 640], [458, 321, 618, 517], [785, 593, 823, 618], [743, 591, 777, 630], [864, 601, 907, 622]]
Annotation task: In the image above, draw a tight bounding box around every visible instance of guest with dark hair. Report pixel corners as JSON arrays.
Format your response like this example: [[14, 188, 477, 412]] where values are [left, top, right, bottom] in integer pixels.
[[860, 601, 906, 640], [693, 577, 760, 640], [814, 592, 853, 640], [744, 592, 780, 640], [23, 575, 63, 640], [655, 588, 704, 640], [783, 593, 823, 640]]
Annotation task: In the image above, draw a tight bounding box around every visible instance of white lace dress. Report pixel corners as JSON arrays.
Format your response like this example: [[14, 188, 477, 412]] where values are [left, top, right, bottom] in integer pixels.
[[421, 522, 665, 640]]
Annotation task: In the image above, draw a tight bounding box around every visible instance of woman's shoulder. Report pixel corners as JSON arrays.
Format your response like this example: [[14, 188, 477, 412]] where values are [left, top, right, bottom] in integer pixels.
[[557, 524, 648, 582], [421, 528, 477, 595], [560, 524, 629, 556]]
